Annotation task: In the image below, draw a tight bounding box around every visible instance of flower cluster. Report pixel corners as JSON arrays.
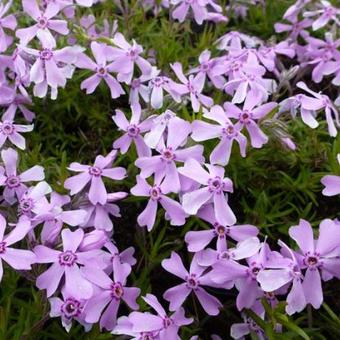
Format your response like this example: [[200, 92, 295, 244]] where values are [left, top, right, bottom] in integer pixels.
[[0, 0, 339, 338]]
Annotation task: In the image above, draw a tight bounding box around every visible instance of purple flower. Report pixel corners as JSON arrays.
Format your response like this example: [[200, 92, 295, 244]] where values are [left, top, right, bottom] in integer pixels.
[[3, 94, 35, 122], [192, 105, 247, 165], [126, 293, 193, 338], [82, 260, 140, 330], [0, 148, 44, 204], [216, 31, 261, 50], [104, 242, 136, 271], [185, 204, 259, 252], [76, 41, 124, 98], [0, 108, 34, 150], [35, 228, 102, 298], [79, 192, 128, 232], [112, 104, 153, 158], [170, 62, 213, 112], [0, 0, 17, 52], [131, 175, 186, 231], [144, 110, 189, 149], [211, 244, 269, 310], [113, 316, 159, 339], [135, 118, 203, 193], [297, 81, 339, 137], [321, 155, 340, 196], [64, 151, 126, 205], [224, 93, 277, 148], [162, 251, 222, 315], [34, 192, 87, 244], [49, 291, 91, 333], [303, 0, 340, 31], [171, 0, 208, 25], [17, 0, 69, 46], [0, 214, 35, 281], [108, 33, 152, 85], [178, 159, 236, 226], [274, 17, 312, 40]]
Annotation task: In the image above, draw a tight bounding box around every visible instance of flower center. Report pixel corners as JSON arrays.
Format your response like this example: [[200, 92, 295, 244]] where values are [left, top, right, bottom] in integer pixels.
[[140, 333, 156, 340], [37, 16, 48, 28], [248, 262, 262, 279], [6, 175, 20, 188], [131, 79, 140, 88], [61, 298, 81, 318], [59, 250, 77, 266], [19, 198, 34, 213], [0, 241, 6, 254], [127, 124, 140, 137], [149, 186, 161, 200], [186, 273, 199, 289], [96, 66, 107, 77], [304, 253, 320, 268], [39, 48, 53, 61], [208, 176, 224, 194], [127, 48, 138, 60], [88, 166, 102, 177], [1, 121, 14, 135], [151, 76, 164, 87], [240, 110, 252, 124], [222, 124, 236, 137], [200, 62, 210, 72], [111, 282, 124, 299], [163, 316, 173, 328], [161, 147, 175, 162]]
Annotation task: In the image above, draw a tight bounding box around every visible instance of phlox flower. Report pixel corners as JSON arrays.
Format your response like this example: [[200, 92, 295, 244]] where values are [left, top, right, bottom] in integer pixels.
[[79, 191, 128, 232], [297, 81, 339, 137], [178, 158, 236, 226], [321, 154, 340, 196], [125, 293, 193, 339], [185, 204, 259, 252], [16, 0, 69, 46], [82, 260, 140, 331], [0, 0, 17, 52], [64, 151, 126, 205], [224, 92, 277, 148], [171, 0, 208, 25], [130, 175, 186, 231], [3, 95, 35, 122], [143, 110, 189, 149], [107, 33, 152, 85], [34, 228, 103, 298], [0, 214, 35, 281], [18, 181, 51, 220], [113, 316, 159, 339], [216, 31, 261, 50], [49, 291, 91, 333], [162, 251, 222, 315], [21, 41, 83, 99], [0, 107, 34, 150], [112, 104, 154, 157], [274, 17, 312, 40], [303, 0, 340, 31], [76, 41, 124, 99], [192, 105, 247, 165], [211, 243, 269, 310], [170, 62, 213, 112], [0, 148, 44, 204], [34, 192, 87, 244], [104, 242, 136, 271], [135, 117, 203, 193]]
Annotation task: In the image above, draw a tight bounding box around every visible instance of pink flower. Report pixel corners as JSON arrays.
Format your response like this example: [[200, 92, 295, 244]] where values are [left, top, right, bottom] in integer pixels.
[[107, 33, 152, 85], [0, 148, 44, 204], [0, 0, 17, 52], [170, 62, 213, 112], [0, 107, 34, 150], [82, 260, 140, 330], [321, 155, 340, 196], [131, 175, 186, 231], [192, 105, 247, 165], [112, 104, 154, 157], [35, 228, 102, 298], [171, 0, 208, 25], [135, 117, 203, 193], [76, 41, 124, 98], [178, 159, 236, 226], [224, 93, 277, 148], [162, 251, 222, 315], [16, 0, 69, 46], [0, 214, 35, 281], [64, 151, 126, 205]]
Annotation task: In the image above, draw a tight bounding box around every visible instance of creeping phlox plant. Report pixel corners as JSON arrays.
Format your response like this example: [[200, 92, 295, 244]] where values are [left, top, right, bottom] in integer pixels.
[[0, 0, 339, 338]]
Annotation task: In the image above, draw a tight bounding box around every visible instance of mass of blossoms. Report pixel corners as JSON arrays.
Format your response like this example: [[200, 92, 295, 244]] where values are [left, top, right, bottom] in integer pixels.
[[0, 0, 339, 338]]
